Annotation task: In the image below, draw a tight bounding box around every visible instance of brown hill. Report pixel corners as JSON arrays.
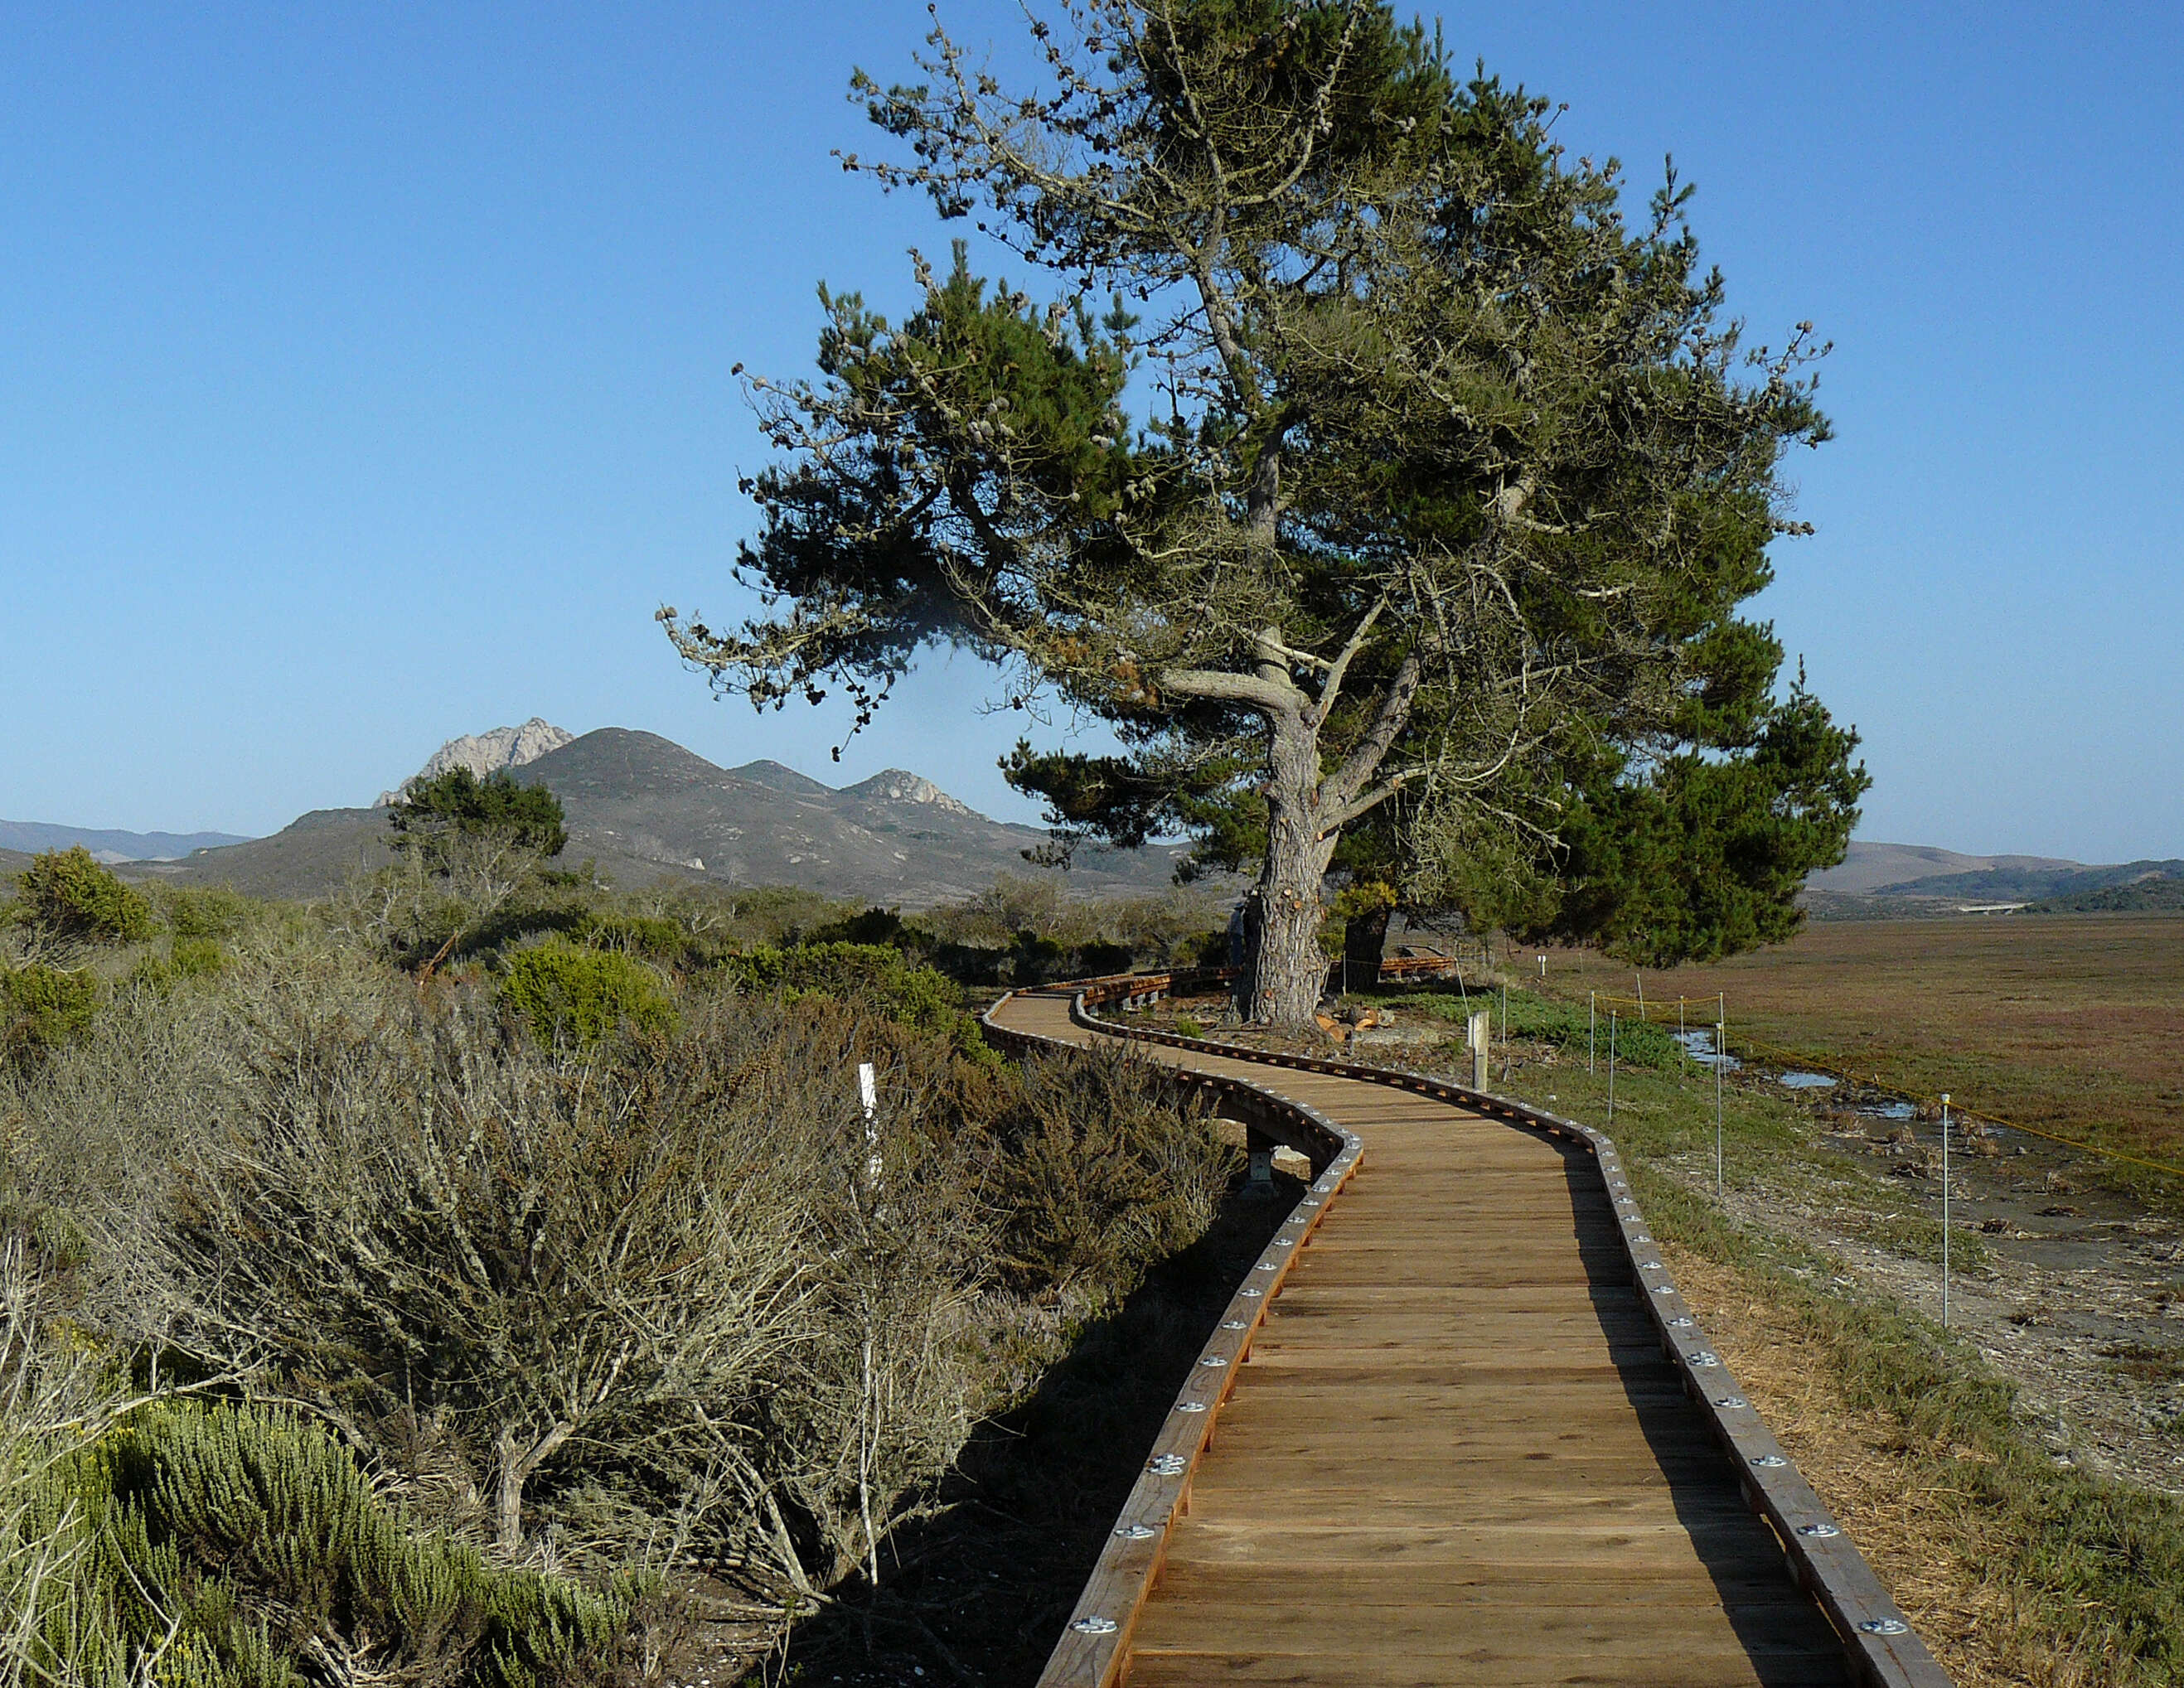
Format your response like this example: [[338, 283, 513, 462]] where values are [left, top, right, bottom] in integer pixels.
[[1804, 841, 2087, 897]]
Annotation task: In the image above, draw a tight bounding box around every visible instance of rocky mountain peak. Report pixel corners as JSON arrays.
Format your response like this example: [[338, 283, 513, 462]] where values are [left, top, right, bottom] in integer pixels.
[[378, 718, 575, 805], [845, 770, 976, 815]]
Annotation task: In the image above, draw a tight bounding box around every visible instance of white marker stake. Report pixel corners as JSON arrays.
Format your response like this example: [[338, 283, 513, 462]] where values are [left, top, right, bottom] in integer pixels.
[[1608, 1013, 1617, 1126], [1940, 1092, 1951, 1330], [859, 1061, 881, 1187], [855, 1057, 883, 1586], [1714, 1023, 1725, 1197]]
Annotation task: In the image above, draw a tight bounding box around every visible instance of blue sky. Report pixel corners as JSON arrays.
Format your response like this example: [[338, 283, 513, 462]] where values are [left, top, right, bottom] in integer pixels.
[[2, 3, 2179, 861]]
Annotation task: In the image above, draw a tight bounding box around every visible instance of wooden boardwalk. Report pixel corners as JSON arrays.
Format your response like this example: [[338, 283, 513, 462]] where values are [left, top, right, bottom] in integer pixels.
[[990, 989, 1863, 1688]]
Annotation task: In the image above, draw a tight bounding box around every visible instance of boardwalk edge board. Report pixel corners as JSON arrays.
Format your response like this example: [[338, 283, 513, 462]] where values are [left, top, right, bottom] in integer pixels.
[[982, 970, 1954, 1688]]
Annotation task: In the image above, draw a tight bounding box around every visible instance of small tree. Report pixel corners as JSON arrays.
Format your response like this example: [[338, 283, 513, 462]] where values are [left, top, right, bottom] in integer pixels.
[[385, 768, 569, 975], [665, 1, 1867, 1022], [6, 848, 153, 963]]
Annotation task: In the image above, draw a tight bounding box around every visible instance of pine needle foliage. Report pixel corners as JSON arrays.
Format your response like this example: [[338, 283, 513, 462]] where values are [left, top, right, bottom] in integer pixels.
[[663, 0, 1867, 1020]]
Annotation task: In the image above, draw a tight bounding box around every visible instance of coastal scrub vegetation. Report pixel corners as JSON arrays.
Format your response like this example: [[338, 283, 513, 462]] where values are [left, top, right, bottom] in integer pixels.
[[0, 844, 1244, 1684]]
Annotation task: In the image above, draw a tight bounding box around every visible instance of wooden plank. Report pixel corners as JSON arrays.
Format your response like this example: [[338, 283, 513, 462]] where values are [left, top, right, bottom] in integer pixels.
[[985, 984, 1944, 1688]]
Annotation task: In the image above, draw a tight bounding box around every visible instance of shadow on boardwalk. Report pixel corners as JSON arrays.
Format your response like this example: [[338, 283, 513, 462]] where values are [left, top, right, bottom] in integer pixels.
[[1561, 1140, 1849, 1686]]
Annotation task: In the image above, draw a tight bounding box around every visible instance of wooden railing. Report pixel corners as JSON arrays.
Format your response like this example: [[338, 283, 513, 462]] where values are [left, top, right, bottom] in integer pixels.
[[981, 970, 1954, 1688]]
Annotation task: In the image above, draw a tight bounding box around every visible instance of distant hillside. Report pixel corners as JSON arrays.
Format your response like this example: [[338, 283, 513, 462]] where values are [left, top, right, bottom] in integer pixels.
[[1881, 858, 2184, 903], [129, 727, 1199, 907], [122, 807, 400, 900], [2028, 872, 2184, 914], [1802, 841, 2184, 920], [0, 820, 254, 863], [1804, 842, 2086, 897]]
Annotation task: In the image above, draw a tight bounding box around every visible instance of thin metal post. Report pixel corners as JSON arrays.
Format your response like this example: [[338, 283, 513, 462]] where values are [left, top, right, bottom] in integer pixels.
[[1714, 1022, 1725, 1197], [1608, 1013, 1617, 1125], [1499, 983, 1507, 1077], [1589, 993, 1596, 1074], [1940, 1092, 1952, 1329]]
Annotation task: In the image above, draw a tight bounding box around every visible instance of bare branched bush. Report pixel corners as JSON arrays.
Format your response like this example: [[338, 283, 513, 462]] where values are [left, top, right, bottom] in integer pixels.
[[985, 1051, 1237, 1299], [0, 1245, 143, 1688], [2, 920, 1237, 1641]]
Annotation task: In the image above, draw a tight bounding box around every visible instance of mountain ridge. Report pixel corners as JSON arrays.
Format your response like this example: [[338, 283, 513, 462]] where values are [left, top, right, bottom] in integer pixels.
[[114, 726, 1198, 907], [0, 820, 255, 863]]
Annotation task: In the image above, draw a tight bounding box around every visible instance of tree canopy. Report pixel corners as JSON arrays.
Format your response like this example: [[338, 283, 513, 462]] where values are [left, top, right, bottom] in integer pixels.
[[665, 0, 1867, 1020], [388, 768, 569, 869], [384, 769, 569, 978]]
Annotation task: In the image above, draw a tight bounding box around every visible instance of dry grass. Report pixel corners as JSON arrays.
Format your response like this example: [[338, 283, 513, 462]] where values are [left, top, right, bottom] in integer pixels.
[[1667, 1243, 2157, 1688], [1659, 1240, 2052, 1686], [1541, 915, 2184, 1169]]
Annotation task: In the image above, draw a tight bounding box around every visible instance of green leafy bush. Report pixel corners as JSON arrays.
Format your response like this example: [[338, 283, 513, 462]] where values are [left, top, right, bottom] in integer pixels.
[[501, 941, 675, 1047], [576, 912, 688, 960], [387, 768, 569, 865], [1, 964, 100, 1057], [724, 943, 992, 1063], [986, 1049, 1237, 1299], [156, 887, 250, 941], [15, 1400, 632, 1688], [7, 849, 153, 953], [128, 938, 226, 994], [1402, 987, 1684, 1068], [1008, 930, 1069, 985], [1071, 941, 1132, 978]]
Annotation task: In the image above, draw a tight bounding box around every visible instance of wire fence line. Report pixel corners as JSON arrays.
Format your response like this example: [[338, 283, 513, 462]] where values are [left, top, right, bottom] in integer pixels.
[[1579, 990, 2184, 1184]]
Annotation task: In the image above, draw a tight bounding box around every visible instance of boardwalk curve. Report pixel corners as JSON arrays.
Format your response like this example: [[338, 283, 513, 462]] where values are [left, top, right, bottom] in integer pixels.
[[984, 975, 1951, 1688]]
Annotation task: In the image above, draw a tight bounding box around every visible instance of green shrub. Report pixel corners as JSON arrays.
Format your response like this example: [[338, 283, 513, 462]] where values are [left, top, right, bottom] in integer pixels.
[[1073, 941, 1133, 978], [804, 906, 912, 950], [724, 943, 993, 1064], [156, 887, 250, 941], [577, 912, 688, 960], [14, 1400, 633, 1688], [987, 1048, 1237, 1299], [2, 964, 100, 1056], [1401, 987, 1685, 1068], [7, 849, 153, 952], [501, 941, 675, 1047], [387, 768, 568, 864], [129, 938, 227, 994], [1009, 930, 1069, 985]]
